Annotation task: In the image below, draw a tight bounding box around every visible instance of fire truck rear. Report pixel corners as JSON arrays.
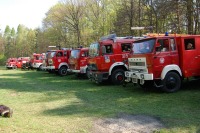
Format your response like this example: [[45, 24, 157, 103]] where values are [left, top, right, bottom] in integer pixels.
[[68, 47, 89, 77], [46, 49, 71, 76], [125, 34, 200, 92], [87, 34, 135, 85]]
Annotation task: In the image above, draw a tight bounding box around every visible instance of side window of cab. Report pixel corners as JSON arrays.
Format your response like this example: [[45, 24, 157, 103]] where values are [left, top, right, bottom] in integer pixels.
[[57, 52, 63, 57], [156, 39, 169, 52], [121, 43, 131, 52], [170, 38, 176, 51], [184, 38, 195, 50], [105, 45, 113, 54], [64, 51, 67, 56]]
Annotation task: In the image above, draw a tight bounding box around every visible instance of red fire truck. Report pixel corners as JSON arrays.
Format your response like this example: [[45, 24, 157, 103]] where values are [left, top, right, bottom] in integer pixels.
[[68, 47, 89, 77], [5, 58, 18, 69], [87, 34, 135, 85], [46, 48, 71, 76], [16, 57, 30, 69], [124, 33, 200, 92], [30, 53, 45, 70]]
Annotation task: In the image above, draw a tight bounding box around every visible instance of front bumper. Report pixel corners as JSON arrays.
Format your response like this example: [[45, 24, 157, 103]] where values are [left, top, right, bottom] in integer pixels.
[[32, 63, 42, 68], [6, 65, 15, 69], [47, 66, 55, 70], [125, 71, 153, 84], [71, 69, 80, 73], [80, 66, 87, 73], [69, 66, 87, 74]]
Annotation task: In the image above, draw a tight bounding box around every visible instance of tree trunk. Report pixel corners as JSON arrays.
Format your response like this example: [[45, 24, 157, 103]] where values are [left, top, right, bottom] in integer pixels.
[[176, 0, 181, 33], [187, 0, 193, 34], [130, 0, 134, 35]]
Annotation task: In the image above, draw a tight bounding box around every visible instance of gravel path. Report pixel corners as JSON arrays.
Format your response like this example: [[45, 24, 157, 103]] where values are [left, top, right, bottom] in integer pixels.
[[92, 113, 165, 133]]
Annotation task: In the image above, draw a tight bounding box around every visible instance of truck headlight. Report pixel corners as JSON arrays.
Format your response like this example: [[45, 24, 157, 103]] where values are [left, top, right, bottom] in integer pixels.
[[125, 71, 129, 77]]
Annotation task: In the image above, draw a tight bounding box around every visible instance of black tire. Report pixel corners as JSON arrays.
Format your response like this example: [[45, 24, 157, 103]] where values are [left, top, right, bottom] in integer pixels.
[[58, 66, 68, 76], [161, 72, 181, 93], [111, 69, 125, 85]]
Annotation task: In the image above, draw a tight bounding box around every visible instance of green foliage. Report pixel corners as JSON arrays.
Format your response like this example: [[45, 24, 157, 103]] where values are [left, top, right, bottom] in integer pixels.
[[1, 0, 200, 59], [11, 28, 15, 37], [4, 25, 11, 37], [0, 54, 6, 65]]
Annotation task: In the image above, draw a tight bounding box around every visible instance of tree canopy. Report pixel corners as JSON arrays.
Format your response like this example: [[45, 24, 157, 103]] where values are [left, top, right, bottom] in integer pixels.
[[0, 0, 199, 64]]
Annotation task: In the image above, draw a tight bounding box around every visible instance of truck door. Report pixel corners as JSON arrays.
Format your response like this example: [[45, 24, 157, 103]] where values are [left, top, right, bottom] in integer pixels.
[[183, 38, 200, 76], [80, 50, 88, 68], [101, 44, 114, 71], [153, 38, 174, 78], [55, 51, 64, 68]]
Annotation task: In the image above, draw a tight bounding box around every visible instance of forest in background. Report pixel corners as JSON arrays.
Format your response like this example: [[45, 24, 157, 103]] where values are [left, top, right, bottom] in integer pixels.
[[0, 0, 199, 65]]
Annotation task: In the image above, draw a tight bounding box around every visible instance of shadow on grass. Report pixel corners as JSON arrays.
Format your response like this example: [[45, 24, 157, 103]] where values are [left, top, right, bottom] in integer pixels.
[[0, 69, 200, 131]]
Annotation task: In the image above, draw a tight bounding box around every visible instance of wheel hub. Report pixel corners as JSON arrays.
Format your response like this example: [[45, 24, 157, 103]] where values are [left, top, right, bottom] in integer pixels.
[[116, 74, 123, 81]]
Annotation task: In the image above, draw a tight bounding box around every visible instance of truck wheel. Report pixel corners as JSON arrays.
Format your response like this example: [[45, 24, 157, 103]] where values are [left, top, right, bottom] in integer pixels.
[[59, 66, 68, 76], [111, 69, 125, 85], [161, 72, 181, 93]]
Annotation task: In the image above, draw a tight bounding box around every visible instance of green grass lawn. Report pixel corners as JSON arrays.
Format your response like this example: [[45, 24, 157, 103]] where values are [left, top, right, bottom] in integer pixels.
[[0, 67, 200, 133]]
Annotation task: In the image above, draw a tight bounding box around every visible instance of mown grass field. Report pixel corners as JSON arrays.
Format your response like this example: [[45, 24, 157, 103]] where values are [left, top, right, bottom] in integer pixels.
[[0, 67, 200, 133]]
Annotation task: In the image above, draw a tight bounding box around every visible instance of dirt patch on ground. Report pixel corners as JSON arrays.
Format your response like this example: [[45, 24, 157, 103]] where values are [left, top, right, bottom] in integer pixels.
[[92, 113, 165, 133]]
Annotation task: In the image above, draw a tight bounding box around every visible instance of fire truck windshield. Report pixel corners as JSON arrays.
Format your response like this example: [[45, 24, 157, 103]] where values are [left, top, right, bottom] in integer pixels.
[[89, 42, 99, 57], [39, 55, 44, 60], [70, 49, 80, 59], [48, 52, 56, 58], [133, 39, 155, 54]]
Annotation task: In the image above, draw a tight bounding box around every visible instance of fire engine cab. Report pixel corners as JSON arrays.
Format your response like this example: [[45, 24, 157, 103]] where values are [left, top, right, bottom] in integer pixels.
[[68, 47, 89, 77], [5, 58, 18, 69], [125, 33, 200, 92], [30, 53, 45, 70], [87, 34, 135, 85], [16, 57, 31, 69], [46, 48, 71, 76]]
